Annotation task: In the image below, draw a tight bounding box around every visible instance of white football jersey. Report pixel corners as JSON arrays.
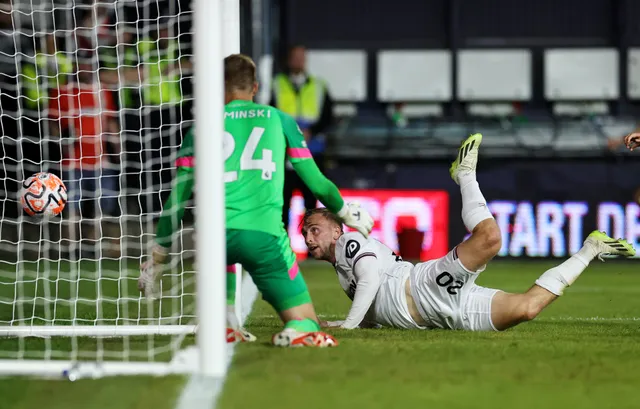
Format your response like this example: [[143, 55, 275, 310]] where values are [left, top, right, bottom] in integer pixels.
[[333, 232, 421, 329]]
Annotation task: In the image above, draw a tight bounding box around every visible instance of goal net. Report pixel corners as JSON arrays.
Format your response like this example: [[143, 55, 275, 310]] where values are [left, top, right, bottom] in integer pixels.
[[0, 0, 228, 378]]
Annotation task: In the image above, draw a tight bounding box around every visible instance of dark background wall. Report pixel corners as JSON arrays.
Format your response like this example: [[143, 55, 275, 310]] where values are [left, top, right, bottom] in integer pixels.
[[283, 0, 640, 48], [275, 0, 640, 114]]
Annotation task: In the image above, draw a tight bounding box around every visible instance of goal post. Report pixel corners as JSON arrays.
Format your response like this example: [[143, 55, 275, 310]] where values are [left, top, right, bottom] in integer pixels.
[[194, 0, 226, 378], [0, 0, 232, 378]]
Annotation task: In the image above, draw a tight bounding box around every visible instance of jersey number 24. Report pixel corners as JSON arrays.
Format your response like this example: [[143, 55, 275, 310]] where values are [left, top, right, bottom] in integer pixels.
[[223, 126, 276, 183]]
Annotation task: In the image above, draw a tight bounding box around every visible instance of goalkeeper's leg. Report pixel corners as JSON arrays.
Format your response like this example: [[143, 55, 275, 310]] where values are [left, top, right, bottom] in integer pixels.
[[225, 264, 256, 343], [227, 229, 338, 347]]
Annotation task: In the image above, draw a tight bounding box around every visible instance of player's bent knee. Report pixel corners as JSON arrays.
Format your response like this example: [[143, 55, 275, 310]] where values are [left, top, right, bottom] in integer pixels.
[[484, 224, 502, 255], [519, 298, 544, 322], [475, 221, 501, 258], [491, 292, 539, 330]]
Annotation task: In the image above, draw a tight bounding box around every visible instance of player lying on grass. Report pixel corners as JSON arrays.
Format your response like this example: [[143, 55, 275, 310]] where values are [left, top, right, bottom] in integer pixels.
[[138, 53, 373, 347], [302, 133, 636, 331]]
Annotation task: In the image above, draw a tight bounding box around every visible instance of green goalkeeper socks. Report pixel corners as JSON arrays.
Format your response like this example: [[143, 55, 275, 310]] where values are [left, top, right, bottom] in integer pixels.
[[226, 265, 237, 305], [226, 266, 239, 329], [284, 318, 321, 333]]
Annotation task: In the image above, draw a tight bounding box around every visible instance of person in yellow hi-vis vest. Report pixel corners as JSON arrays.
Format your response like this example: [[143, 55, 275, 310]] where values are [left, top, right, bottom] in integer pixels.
[[270, 45, 335, 234], [20, 34, 73, 177], [21, 34, 73, 117], [100, 18, 193, 214]]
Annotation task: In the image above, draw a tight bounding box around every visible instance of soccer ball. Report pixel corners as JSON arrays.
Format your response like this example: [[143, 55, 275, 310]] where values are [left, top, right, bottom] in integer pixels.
[[20, 172, 67, 217]]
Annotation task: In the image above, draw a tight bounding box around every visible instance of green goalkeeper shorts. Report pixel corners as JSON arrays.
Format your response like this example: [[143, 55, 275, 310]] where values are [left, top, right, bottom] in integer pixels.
[[226, 229, 311, 312]]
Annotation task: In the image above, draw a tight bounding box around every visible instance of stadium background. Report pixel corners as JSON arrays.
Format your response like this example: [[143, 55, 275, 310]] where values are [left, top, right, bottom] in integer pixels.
[[1, 1, 639, 408], [3, 0, 638, 261]]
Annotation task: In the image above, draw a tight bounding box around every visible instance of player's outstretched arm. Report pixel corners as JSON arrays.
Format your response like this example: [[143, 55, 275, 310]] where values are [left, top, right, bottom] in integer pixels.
[[609, 128, 640, 151], [138, 166, 194, 297], [291, 159, 341, 210], [277, 109, 373, 236], [322, 310, 379, 329], [153, 166, 195, 254], [624, 132, 640, 151], [292, 159, 373, 237], [341, 255, 381, 329]]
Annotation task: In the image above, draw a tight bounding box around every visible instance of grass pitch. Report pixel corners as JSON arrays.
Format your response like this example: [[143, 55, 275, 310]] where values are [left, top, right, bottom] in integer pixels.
[[1, 260, 639, 409], [220, 260, 640, 409]]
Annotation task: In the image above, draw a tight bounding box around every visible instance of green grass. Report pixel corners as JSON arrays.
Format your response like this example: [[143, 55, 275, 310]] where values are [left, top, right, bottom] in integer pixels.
[[0, 259, 197, 361], [1, 260, 639, 409], [0, 259, 193, 409], [0, 375, 186, 409], [219, 260, 640, 409]]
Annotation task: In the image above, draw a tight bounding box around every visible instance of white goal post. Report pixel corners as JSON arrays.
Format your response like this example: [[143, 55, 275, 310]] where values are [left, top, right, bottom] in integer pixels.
[[0, 0, 238, 378]]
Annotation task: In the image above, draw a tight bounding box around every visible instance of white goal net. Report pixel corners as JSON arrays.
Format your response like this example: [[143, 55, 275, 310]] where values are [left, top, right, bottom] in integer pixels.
[[0, 0, 227, 378]]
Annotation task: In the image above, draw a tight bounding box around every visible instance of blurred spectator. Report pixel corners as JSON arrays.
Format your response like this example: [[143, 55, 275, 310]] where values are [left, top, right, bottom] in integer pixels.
[[97, 9, 144, 208], [0, 0, 20, 218], [0, 1, 10, 28], [20, 33, 73, 175], [270, 45, 334, 231], [76, 0, 117, 54], [100, 16, 193, 213], [50, 55, 121, 255], [20, 34, 73, 109]]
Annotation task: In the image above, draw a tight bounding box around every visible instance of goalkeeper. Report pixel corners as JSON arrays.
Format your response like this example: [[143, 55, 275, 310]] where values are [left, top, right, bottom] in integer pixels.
[[138, 53, 374, 348]]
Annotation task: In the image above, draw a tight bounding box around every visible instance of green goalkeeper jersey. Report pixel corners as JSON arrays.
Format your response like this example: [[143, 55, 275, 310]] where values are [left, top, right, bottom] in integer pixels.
[[154, 99, 344, 248], [223, 99, 309, 236], [176, 128, 194, 165]]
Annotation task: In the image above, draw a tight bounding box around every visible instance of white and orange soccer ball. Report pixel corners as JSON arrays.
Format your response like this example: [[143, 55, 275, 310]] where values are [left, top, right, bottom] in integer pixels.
[[20, 172, 67, 217]]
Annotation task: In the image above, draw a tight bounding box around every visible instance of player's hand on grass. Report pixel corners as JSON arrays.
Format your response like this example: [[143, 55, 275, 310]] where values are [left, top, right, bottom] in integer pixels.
[[322, 320, 345, 328], [138, 244, 168, 299], [624, 133, 640, 151], [338, 202, 374, 238]]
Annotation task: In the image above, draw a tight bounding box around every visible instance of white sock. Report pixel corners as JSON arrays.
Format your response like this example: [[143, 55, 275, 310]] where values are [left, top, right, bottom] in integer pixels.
[[535, 242, 598, 296], [226, 304, 239, 329], [459, 172, 493, 232]]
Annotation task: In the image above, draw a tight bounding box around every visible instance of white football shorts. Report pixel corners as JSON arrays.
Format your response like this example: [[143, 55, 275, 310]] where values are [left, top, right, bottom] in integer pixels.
[[409, 247, 499, 331]]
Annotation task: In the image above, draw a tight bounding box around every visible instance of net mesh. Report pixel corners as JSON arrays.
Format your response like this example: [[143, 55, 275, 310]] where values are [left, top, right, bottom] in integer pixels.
[[0, 0, 197, 365]]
